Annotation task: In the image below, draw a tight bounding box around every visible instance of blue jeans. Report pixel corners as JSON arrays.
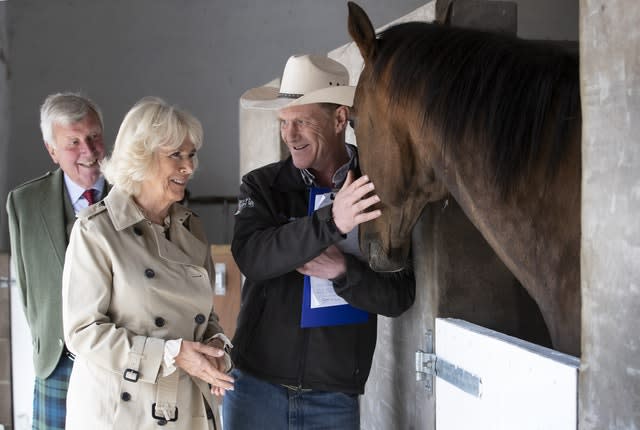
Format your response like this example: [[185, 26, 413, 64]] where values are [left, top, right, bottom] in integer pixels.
[[222, 369, 359, 430]]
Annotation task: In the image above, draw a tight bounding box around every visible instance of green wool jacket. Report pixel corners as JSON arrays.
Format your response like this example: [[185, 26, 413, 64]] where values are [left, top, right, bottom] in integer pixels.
[[6, 168, 106, 378]]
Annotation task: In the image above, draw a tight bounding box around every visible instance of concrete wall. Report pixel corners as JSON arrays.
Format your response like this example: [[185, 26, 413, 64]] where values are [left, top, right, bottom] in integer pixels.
[[0, 254, 11, 430], [580, 0, 640, 428], [0, 6, 11, 429]]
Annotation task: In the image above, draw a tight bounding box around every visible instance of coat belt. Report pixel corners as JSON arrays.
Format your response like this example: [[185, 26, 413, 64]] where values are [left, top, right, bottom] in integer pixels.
[[153, 371, 179, 422], [123, 336, 180, 422]]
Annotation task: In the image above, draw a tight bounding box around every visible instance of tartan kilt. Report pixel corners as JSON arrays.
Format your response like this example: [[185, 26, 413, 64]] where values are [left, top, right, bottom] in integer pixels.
[[32, 355, 73, 430]]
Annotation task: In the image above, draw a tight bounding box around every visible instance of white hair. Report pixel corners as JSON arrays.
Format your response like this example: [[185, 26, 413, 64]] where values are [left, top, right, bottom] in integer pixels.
[[101, 97, 203, 195], [40, 92, 104, 147]]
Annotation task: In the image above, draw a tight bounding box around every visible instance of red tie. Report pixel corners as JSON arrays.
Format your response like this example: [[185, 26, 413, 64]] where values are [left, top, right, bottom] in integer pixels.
[[82, 189, 96, 205]]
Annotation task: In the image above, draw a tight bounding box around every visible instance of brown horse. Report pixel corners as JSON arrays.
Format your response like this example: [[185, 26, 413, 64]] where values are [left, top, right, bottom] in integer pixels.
[[347, 2, 581, 356]]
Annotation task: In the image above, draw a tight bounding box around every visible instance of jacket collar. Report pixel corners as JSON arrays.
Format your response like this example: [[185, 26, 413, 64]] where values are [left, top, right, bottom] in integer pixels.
[[104, 187, 206, 267], [272, 157, 307, 192], [104, 186, 193, 232], [273, 143, 359, 192]]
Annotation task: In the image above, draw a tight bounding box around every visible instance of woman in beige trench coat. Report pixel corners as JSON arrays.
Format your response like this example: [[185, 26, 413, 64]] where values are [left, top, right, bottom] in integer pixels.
[[62, 97, 234, 430]]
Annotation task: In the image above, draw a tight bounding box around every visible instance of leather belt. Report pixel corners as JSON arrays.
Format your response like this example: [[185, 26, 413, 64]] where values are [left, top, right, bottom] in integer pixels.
[[281, 384, 313, 393]]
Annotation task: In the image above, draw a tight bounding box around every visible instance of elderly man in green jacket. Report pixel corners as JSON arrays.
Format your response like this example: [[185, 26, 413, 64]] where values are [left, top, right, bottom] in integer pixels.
[[6, 92, 107, 430]]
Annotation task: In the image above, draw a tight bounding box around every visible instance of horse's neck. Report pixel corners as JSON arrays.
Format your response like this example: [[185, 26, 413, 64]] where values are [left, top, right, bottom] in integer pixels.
[[435, 140, 581, 297]]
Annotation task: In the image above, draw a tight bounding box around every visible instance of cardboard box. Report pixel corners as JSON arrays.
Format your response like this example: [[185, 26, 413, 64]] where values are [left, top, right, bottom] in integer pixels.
[[211, 245, 242, 339]]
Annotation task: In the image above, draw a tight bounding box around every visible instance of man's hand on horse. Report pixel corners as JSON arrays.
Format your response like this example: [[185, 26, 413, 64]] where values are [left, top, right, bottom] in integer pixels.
[[297, 245, 347, 279], [332, 170, 382, 234]]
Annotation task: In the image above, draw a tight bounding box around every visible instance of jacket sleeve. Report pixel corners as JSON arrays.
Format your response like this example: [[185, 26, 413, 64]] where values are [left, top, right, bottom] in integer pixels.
[[333, 254, 416, 317], [62, 217, 164, 384], [6, 191, 28, 314], [232, 174, 345, 281]]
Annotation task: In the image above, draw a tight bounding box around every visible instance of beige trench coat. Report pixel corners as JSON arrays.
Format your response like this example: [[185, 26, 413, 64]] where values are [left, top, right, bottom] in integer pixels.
[[62, 187, 226, 430]]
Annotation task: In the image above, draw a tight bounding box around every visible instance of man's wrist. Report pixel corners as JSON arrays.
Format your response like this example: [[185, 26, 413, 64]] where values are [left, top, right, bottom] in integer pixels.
[[328, 215, 347, 237]]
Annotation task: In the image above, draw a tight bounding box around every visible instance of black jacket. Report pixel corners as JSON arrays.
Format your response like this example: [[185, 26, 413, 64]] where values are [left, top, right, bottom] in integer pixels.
[[231, 155, 415, 394]]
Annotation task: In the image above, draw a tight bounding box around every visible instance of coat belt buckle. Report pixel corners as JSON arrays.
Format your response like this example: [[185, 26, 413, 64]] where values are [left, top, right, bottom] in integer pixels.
[[123, 368, 140, 382], [152, 403, 179, 422]]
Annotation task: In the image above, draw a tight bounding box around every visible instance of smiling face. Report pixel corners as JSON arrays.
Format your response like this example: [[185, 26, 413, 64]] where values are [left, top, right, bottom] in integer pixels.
[[137, 139, 196, 216], [46, 112, 105, 189], [278, 103, 349, 184]]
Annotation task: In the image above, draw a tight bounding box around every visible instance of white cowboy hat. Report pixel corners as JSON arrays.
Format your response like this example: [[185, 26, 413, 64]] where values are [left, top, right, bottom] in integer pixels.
[[240, 54, 355, 110]]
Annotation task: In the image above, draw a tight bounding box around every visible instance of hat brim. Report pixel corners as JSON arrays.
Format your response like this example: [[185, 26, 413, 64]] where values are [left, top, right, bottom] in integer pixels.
[[240, 85, 355, 111]]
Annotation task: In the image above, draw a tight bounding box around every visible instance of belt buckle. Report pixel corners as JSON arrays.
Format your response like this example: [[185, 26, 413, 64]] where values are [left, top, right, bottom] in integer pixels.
[[281, 384, 313, 393], [152, 403, 179, 422], [123, 368, 140, 382]]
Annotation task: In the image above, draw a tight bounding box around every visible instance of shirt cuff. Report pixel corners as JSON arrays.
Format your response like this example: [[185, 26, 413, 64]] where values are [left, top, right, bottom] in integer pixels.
[[209, 333, 233, 351], [161, 338, 183, 377]]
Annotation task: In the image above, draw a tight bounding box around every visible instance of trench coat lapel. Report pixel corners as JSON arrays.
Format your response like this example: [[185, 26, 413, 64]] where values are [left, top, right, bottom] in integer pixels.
[[38, 169, 67, 268], [159, 205, 207, 267], [105, 187, 207, 267]]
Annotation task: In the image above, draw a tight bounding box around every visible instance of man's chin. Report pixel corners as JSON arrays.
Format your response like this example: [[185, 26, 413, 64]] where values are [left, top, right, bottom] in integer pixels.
[[291, 158, 310, 170], [77, 173, 101, 188]]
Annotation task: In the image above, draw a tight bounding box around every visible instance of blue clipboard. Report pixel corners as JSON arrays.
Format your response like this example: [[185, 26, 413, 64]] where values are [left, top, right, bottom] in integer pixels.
[[300, 187, 370, 328]]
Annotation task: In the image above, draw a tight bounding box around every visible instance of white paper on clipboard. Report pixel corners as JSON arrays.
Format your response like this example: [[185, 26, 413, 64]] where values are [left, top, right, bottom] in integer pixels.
[[309, 191, 348, 309]]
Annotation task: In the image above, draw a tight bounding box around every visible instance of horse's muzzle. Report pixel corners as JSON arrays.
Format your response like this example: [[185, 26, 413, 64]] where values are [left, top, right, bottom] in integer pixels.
[[367, 241, 407, 273]]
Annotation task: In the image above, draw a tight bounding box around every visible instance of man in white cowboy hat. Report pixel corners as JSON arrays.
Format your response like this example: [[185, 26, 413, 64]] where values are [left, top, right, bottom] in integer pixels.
[[225, 54, 416, 429]]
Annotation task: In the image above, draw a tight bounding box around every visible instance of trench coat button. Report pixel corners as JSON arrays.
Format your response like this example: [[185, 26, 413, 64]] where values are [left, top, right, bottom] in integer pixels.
[[121, 392, 131, 401], [133, 227, 143, 236], [145, 268, 155, 278], [157, 418, 167, 426], [194, 313, 206, 324], [154, 317, 165, 327]]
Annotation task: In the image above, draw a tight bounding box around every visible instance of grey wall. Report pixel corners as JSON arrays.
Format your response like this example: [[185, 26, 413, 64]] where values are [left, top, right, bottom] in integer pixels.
[[517, 0, 577, 40], [580, 0, 640, 427], [0, 0, 430, 248], [0, 3, 9, 254]]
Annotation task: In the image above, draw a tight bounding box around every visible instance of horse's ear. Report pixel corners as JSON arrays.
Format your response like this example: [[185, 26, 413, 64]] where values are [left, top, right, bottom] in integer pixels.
[[435, 1, 453, 26], [347, 1, 377, 63]]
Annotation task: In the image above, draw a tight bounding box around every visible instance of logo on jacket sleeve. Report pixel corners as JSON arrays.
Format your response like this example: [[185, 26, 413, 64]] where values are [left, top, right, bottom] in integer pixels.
[[235, 197, 255, 215]]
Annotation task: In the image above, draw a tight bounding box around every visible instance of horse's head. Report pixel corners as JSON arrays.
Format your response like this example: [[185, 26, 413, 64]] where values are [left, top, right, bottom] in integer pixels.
[[348, 2, 447, 272]]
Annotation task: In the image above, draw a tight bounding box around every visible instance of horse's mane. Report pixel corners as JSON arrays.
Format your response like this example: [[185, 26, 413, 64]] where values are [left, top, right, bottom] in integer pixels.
[[374, 22, 581, 197]]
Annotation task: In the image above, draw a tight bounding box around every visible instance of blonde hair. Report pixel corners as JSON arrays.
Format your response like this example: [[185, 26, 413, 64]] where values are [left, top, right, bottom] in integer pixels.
[[40, 92, 103, 147], [101, 97, 203, 195]]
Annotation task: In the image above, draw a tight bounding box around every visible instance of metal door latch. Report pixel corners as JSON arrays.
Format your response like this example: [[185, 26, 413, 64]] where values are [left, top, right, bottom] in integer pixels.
[[415, 330, 482, 397]]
